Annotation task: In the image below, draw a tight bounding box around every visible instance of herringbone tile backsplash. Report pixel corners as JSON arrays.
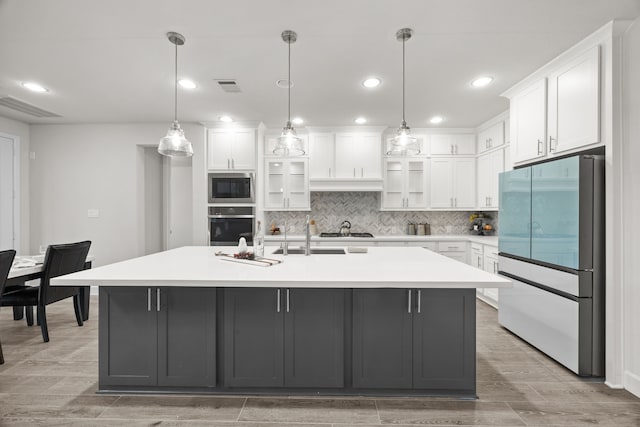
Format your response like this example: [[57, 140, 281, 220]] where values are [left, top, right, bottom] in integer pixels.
[[264, 192, 498, 235]]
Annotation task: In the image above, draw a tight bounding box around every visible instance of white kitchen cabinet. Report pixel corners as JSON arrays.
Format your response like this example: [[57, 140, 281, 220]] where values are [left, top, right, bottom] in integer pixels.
[[477, 122, 505, 154], [510, 78, 547, 164], [547, 45, 600, 155], [470, 242, 484, 270], [436, 241, 468, 263], [264, 158, 310, 211], [308, 133, 335, 179], [207, 128, 256, 170], [476, 149, 504, 210], [334, 133, 382, 179], [482, 246, 500, 304], [429, 134, 475, 156], [430, 158, 476, 209], [381, 158, 427, 210]]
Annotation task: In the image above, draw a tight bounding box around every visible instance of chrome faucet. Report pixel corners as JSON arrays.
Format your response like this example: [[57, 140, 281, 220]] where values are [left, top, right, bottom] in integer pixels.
[[282, 220, 288, 256], [305, 215, 311, 256]]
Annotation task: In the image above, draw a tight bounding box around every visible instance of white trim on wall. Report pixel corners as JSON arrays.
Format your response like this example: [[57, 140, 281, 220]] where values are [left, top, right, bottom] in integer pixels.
[[0, 131, 21, 253]]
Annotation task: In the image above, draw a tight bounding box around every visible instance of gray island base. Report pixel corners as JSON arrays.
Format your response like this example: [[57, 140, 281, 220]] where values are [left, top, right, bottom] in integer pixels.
[[51, 247, 511, 398]]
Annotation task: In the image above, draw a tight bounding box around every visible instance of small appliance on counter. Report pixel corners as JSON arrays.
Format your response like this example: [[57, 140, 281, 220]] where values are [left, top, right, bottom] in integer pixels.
[[469, 213, 494, 235], [407, 223, 430, 235]]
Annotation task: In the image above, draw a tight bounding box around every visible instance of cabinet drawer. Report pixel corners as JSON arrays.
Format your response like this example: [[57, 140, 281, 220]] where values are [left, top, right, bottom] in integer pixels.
[[483, 245, 498, 257], [437, 241, 467, 252], [470, 242, 483, 253]]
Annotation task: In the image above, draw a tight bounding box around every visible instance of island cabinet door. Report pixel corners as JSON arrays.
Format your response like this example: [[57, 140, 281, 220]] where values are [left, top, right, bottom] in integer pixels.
[[284, 289, 345, 388], [99, 287, 158, 387], [412, 289, 476, 391], [352, 289, 413, 389], [223, 288, 285, 387], [157, 287, 217, 387]]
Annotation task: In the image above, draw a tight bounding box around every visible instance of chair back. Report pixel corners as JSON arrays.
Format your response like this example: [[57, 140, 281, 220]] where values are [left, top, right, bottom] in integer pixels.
[[40, 241, 91, 304], [0, 249, 17, 296]]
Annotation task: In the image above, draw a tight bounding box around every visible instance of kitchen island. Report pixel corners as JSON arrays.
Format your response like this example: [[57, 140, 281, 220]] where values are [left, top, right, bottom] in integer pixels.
[[52, 246, 511, 397]]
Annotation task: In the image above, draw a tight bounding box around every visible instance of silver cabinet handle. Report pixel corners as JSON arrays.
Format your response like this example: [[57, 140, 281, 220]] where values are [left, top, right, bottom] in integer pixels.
[[477, 257, 482, 268], [549, 136, 556, 152], [488, 196, 492, 206], [417, 290, 421, 313], [493, 261, 498, 274], [329, 167, 331, 177], [227, 159, 230, 169], [450, 145, 454, 155], [450, 197, 454, 207], [407, 289, 412, 314], [454, 198, 457, 207], [537, 139, 543, 155], [485, 139, 489, 149], [156, 288, 161, 312], [286, 289, 290, 312], [276, 289, 281, 313], [361, 167, 364, 177], [147, 288, 151, 311]]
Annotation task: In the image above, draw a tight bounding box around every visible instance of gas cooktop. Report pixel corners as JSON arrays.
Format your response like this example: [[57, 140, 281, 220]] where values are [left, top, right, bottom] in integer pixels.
[[319, 232, 374, 238]]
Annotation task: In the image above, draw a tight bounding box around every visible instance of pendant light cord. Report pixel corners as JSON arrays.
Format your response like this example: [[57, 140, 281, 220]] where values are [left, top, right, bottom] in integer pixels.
[[174, 41, 178, 122], [402, 35, 406, 124], [287, 38, 291, 123]]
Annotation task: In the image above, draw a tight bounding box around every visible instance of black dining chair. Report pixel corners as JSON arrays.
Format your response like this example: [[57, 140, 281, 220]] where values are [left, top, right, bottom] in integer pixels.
[[0, 241, 91, 342], [0, 249, 17, 364]]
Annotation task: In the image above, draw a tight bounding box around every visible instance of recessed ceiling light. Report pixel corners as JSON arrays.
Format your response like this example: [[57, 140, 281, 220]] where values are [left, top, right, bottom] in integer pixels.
[[471, 76, 493, 88], [430, 116, 444, 124], [362, 77, 381, 88], [22, 82, 48, 92], [292, 117, 304, 125], [276, 79, 293, 88], [178, 79, 197, 89], [354, 117, 367, 124], [219, 116, 233, 123]]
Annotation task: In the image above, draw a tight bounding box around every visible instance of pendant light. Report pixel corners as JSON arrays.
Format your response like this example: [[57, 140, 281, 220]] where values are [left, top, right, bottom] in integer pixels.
[[158, 31, 193, 157], [273, 30, 305, 156], [388, 28, 420, 155]]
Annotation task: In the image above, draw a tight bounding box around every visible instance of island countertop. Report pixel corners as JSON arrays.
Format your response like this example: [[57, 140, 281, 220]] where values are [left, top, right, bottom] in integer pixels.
[[51, 246, 511, 289]]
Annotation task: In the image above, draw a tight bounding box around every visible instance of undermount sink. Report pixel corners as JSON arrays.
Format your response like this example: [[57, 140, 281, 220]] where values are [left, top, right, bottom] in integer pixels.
[[272, 248, 346, 255]]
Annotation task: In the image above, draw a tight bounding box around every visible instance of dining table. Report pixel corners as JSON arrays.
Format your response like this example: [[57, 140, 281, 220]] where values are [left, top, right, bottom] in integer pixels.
[[4, 255, 94, 322]]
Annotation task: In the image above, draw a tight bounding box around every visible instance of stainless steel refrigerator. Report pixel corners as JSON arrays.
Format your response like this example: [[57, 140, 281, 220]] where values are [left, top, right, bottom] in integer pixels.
[[498, 153, 604, 376]]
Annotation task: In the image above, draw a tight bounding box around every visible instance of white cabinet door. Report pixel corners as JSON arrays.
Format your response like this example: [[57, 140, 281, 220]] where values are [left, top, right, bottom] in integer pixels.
[[477, 122, 505, 154], [309, 133, 335, 179], [548, 46, 600, 155], [453, 158, 476, 208], [381, 158, 427, 210], [229, 129, 256, 170], [482, 250, 500, 303], [264, 158, 309, 211], [477, 149, 504, 209], [430, 134, 475, 155], [429, 158, 454, 208], [334, 133, 382, 179], [207, 129, 256, 170], [511, 78, 547, 163]]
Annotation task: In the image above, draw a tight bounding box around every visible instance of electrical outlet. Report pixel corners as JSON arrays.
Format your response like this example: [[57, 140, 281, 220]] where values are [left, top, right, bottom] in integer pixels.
[[289, 225, 296, 233], [87, 209, 99, 218]]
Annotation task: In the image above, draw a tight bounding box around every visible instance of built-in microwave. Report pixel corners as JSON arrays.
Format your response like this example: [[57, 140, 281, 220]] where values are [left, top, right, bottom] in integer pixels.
[[208, 173, 254, 204]]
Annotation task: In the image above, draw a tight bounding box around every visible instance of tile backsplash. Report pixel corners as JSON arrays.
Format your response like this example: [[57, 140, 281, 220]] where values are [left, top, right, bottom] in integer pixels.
[[264, 192, 498, 235]]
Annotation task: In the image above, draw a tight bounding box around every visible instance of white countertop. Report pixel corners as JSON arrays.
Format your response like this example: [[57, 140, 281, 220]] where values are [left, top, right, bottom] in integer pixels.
[[51, 246, 510, 289], [264, 234, 498, 246]]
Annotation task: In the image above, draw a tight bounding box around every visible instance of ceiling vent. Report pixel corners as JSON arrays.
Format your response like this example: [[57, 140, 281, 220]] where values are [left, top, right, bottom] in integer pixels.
[[215, 80, 242, 93], [0, 96, 61, 118]]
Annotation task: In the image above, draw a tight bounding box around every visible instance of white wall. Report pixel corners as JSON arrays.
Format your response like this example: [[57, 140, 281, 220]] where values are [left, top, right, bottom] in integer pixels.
[[0, 116, 29, 253], [29, 123, 204, 267], [621, 17, 640, 397]]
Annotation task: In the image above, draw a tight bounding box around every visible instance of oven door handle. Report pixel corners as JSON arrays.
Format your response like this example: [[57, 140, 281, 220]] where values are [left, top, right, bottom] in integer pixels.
[[208, 215, 255, 219]]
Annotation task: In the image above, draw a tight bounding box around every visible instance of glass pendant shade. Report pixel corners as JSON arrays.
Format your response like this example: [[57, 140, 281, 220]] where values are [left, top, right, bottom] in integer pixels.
[[388, 121, 420, 155], [274, 121, 305, 156], [158, 31, 193, 158], [158, 120, 193, 157]]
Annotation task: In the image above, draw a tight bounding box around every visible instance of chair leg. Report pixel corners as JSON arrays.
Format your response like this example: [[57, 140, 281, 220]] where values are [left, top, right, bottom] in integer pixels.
[[73, 294, 84, 327], [25, 306, 34, 326], [38, 305, 49, 343], [0, 338, 4, 365]]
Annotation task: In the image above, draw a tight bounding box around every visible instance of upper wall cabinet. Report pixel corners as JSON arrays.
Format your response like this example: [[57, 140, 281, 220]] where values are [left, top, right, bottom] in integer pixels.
[[508, 45, 601, 165], [381, 157, 428, 211], [308, 131, 383, 191], [430, 157, 476, 209], [430, 134, 475, 156], [477, 122, 505, 154], [207, 128, 256, 171], [547, 46, 600, 155]]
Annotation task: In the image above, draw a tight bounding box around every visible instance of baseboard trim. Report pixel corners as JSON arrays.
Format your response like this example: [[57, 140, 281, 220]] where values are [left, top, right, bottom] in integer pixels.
[[624, 370, 640, 398]]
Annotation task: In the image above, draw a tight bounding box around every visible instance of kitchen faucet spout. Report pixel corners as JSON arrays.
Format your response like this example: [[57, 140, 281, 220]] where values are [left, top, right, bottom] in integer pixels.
[[305, 215, 311, 256]]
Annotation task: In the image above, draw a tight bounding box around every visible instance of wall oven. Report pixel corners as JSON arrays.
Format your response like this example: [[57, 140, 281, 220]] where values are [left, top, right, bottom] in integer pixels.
[[208, 206, 254, 246], [208, 173, 254, 204]]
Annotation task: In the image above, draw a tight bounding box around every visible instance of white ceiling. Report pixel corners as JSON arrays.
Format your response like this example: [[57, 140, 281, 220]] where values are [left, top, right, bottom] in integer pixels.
[[1, 0, 639, 129]]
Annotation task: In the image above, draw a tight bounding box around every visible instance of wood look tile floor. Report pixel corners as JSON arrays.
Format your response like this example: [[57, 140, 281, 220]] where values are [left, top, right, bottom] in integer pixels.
[[0, 297, 638, 426]]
